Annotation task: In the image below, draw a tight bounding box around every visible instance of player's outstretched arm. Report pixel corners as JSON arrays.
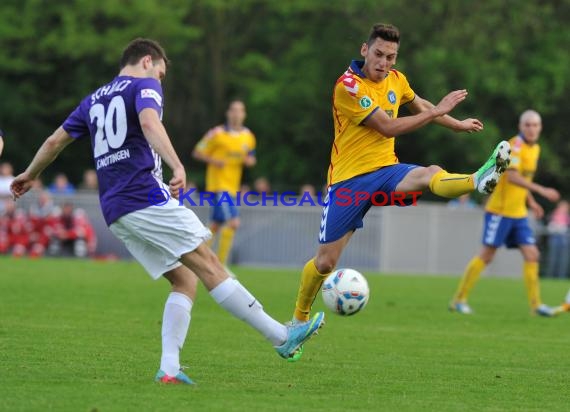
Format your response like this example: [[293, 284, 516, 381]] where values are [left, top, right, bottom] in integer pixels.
[[11, 126, 74, 199], [139, 108, 186, 197], [506, 169, 560, 202], [406, 95, 483, 133], [527, 192, 544, 219], [363, 90, 468, 137]]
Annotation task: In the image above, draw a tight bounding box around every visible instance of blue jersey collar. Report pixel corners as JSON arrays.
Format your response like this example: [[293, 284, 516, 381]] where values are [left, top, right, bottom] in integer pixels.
[[518, 132, 530, 144], [349, 60, 367, 78], [224, 123, 245, 134]]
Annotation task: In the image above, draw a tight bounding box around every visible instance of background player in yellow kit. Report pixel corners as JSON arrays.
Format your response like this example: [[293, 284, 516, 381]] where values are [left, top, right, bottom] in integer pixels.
[[450, 110, 560, 316], [193, 100, 256, 271], [290, 23, 511, 360]]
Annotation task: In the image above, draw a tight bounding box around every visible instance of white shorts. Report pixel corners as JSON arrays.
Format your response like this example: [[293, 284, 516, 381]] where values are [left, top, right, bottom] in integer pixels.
[[110, 199, 211, 280]]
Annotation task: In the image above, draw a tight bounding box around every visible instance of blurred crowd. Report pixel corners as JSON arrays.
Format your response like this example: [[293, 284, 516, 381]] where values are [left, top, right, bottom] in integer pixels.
[[0, 161, 97, 258]]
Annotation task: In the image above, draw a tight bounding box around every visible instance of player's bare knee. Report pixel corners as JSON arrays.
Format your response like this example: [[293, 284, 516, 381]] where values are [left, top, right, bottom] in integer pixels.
[[523, 248, 540, 262], [315, 254, 337, 274], [173, 281, 196, 298], [164, 268, 195, 292], [479, 248, 496, 264], [427, 165, 442, 174], [479, 255, 493, 264], [415, 165, 442, 187]]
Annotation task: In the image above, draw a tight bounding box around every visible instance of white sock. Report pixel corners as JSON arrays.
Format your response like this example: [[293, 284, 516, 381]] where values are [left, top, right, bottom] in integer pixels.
[[565, 289, 570, 304], [160, 292, 193, 376], [209, 278, 287, 346]]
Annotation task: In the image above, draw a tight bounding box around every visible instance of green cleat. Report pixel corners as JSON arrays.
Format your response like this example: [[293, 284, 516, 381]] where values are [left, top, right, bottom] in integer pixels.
[[474, 140, 511, 194], [284, 314, 326, 362], [287, 345, 304, 363]]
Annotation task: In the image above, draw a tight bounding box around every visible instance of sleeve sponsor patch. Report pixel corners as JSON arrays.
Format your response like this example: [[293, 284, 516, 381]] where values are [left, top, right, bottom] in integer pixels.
[[359, 96, 372, 109], [141, 88, 163, 106]]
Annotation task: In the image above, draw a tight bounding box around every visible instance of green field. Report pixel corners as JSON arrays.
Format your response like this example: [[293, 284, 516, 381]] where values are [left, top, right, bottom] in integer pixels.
[[1, 257, 570, 412]]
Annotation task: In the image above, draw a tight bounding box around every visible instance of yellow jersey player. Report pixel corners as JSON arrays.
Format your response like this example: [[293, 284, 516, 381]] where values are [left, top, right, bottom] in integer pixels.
[[290, 23, 511, 360], [450, 110, 560, 316], [193, 99, 256, 272]]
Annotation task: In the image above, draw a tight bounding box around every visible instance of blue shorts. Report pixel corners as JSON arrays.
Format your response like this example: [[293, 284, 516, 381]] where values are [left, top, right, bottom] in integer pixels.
[[482, 212, 535, 248], [211, 193, 239, 223], [318, 164, 420, 244]]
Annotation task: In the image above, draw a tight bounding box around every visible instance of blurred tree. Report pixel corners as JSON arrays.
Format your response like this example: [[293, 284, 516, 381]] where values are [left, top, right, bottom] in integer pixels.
[[0, 0, 198, 181], [0, 0, 568, 200]]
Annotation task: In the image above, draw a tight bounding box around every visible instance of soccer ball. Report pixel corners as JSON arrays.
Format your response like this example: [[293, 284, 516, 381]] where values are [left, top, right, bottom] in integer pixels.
[[322, 268, 370, 316]]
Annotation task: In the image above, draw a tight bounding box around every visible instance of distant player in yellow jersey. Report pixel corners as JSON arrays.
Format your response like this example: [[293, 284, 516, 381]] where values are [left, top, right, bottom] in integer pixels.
[[450, 110, 560, 316], [193, 99, 256, 270], [290, 23, 511, 359]]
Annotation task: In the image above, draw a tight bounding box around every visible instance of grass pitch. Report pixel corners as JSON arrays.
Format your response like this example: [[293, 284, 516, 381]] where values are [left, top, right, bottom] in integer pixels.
[[1, 257, 570, 411]]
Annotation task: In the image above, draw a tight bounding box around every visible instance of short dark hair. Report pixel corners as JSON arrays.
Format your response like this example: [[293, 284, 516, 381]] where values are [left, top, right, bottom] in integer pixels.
[[120, 38, 169, 68], [367, 23, 400, 45]]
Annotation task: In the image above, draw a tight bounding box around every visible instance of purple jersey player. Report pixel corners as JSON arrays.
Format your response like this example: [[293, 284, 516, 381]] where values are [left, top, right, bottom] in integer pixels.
[[10, 38, 324, 384]]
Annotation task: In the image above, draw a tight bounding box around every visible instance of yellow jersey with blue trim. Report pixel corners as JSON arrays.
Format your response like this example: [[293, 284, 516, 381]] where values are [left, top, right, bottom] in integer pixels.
[[485, 135, 540, 218], [194, 125, 256, 196], [327, 60, 416, 185]]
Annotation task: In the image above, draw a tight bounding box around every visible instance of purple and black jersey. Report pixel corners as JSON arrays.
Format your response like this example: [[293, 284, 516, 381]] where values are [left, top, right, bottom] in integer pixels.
[[63, 76, 166, 225]]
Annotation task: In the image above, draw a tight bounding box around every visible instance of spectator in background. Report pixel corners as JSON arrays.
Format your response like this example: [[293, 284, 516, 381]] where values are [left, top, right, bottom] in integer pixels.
[[447, 193, 477, 209], [31, 178, 44, 193], [240, 183, 251, 194], [50, 203, 96, 258], [28, 194, 57, 258], [299, 184, 316, 198], [298, 183, 318, 206], [546, 200, 570, 278], [1, 196, 56, 258], [72, 208, 97, 256], [29, 190, 54, 218], [253, 176, 271, 194], [79, 169, 98, 191], [185, 179, 197, 191], [8, 207, 31, 257], [0, 199, 13, 253], [48, 173, 75, 195], [0, 162, 14, 198], [0, 128, 4, 157]]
